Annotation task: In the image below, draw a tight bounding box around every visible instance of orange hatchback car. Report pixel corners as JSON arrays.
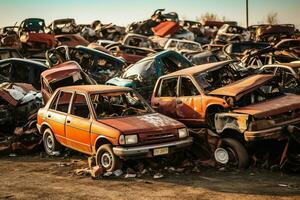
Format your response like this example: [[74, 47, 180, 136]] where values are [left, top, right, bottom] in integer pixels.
[[37, 85, 192, 171]]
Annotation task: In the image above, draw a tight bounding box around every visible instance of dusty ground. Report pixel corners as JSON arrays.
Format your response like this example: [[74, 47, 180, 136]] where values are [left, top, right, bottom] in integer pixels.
[[0, 155, 300, 200]]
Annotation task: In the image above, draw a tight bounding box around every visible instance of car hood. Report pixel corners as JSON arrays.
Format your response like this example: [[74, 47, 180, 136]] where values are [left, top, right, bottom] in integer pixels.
[[106, 77, 135, 88], [209, 74, 274, 100], [233, 94, 300, 118], [97, 113, 184, 134]]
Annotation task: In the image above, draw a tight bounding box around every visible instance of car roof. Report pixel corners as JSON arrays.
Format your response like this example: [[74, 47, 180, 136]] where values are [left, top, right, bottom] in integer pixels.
[[58, 85, 131, 94], [161, 60, 233, 77], [0, 58, 47, 67]]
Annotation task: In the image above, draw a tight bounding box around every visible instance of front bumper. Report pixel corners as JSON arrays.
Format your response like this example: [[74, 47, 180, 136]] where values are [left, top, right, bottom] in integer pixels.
[[244, 118, 300, 141], [113, 137, 193, 159]]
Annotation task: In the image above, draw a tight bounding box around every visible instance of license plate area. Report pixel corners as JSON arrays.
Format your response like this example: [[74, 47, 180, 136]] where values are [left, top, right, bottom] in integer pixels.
[[153, 147, 169, 156]]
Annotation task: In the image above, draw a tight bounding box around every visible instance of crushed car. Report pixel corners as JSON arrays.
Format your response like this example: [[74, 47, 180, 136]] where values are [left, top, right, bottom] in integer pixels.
[[37, 85, 193, 171], [0, 58, 47, 89], [107, 43, 156, 64], [106, 50, 193, 100], [214, 24, 251, 44], [164, 38, 202, 52], [46, 18, 79, 35], [18, 18, 57, 54], [258, 62, 300, 94], [0, 82, 43, 155], [46, 45, 125, 83], [151, 60, 300, 168], [40, 61, 96, 103]]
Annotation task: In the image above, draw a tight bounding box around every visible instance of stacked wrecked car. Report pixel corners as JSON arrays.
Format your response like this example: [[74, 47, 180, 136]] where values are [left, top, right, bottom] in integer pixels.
[[0, 10, 300, 173]]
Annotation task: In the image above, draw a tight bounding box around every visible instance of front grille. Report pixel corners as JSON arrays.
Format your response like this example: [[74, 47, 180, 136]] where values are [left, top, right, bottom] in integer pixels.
[[140, 131, 178, 144]]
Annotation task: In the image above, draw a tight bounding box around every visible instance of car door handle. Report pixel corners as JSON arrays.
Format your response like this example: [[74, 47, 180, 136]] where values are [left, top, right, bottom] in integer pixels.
[[66, 119, 71, 124], [47, 114, 51, 118]]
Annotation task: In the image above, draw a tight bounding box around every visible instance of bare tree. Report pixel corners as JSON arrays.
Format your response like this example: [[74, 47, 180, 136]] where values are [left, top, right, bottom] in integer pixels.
[[266, 12, 278, 24], [197, 12, 218, 22]]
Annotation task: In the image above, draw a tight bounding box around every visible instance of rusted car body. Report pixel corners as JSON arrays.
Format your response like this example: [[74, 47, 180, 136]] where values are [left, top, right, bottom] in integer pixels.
[[0, 82, 43, 155], [18, 18, 57, 52], [126, 9, 179, 36], [215, 24, 250, 44], [40, 61, 96, 103], [275, 39, 300, 58], [107, 50, 193, 100], [37, 85, 192, 171], [241, 46, 299, 70], [0, 26, 21, 49], [152, 21, 180, 37], [151, 60, 240, 128], [255, 24, 296, 43], [222, 41, 269, 60], [122, 33, 161, 50], [259, 63, 300, 94], [107, 43, 156, 64], [164, 38, 202, 52], [0, 58, 47, 89], [55, 34, 89, 47], [46, 18, 79, 35], [151, 59, 300, 168], [45, 45, 125, 83]]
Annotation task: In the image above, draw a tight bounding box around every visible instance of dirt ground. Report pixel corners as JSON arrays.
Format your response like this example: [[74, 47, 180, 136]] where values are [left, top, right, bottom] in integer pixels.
[[0, 154, 300, 200]]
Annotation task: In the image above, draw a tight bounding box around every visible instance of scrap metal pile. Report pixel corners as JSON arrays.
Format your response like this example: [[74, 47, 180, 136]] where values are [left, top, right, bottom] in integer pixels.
[[1, 9, 300, 172]]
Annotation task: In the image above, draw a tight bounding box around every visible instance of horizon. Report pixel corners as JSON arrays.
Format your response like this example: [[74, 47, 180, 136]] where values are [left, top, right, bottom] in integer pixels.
[[0, 0, 299, 28]]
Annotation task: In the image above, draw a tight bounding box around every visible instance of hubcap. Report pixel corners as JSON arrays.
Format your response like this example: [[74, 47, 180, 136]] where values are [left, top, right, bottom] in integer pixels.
[[101, 152, 112, 168], [214, 148, 229, 164], [46, 134, 54, 150]]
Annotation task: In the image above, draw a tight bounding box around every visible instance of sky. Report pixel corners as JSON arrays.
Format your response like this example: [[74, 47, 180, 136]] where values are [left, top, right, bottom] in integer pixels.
[[0, 0, 299, 28]]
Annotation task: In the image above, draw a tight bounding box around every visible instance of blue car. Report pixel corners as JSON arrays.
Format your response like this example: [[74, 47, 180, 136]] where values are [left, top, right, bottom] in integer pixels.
[[106, 50, 193, 99]]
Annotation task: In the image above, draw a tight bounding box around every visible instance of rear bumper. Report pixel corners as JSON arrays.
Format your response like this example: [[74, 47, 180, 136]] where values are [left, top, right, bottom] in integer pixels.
[[113, 137, 193, 159]]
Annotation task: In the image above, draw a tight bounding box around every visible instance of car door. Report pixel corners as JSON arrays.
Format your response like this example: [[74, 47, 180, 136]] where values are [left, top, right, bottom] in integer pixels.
[[151, 77, 178, 118], [176, 76, 203, 126], [65, 92, 92, 154], [46, 91, 73, 146]]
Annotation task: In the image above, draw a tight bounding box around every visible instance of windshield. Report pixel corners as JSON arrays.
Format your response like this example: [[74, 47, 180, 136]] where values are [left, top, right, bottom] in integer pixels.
[[90, 91, 153, 119], [194, 64, 238, 93], [122, 59, 154, 79]]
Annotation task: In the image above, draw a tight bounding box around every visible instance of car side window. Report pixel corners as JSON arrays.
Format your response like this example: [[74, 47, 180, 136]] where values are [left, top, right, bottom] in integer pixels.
[[158, 77, 178, 97], [56, 91, 73, 113], [71, 93, 90, 119], [180, 77, 200, 96]]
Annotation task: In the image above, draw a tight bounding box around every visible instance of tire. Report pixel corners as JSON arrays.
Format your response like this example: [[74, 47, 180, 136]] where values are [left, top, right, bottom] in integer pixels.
[[43, 128, 62, 156], [96, 144, 122, 172], [215, 138, 249, 169]]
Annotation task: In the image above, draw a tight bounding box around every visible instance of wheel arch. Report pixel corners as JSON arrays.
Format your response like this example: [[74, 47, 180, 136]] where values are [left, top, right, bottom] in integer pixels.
[[93, 136, 113, 154]]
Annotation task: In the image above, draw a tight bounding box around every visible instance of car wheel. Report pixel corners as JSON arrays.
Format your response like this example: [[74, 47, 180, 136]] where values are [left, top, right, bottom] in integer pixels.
[[214, 138, 249, 169], [43, 128, 62, 156], [96, 144, 122, 172]]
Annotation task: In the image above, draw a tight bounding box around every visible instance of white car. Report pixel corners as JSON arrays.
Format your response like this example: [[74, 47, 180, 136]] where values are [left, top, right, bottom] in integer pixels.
[[164, 39, 202, 52]]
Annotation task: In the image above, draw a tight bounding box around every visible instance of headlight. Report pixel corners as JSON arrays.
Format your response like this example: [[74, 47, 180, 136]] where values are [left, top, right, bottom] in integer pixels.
[[119, 134, 138, 145], [178, 128, 188, 138]]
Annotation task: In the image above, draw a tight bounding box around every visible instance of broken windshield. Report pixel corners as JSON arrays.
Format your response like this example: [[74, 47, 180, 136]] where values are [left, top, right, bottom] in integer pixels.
[[90, 90, 154, 119], [122, 59, 154, 79], [194, 64, 237, 93]]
